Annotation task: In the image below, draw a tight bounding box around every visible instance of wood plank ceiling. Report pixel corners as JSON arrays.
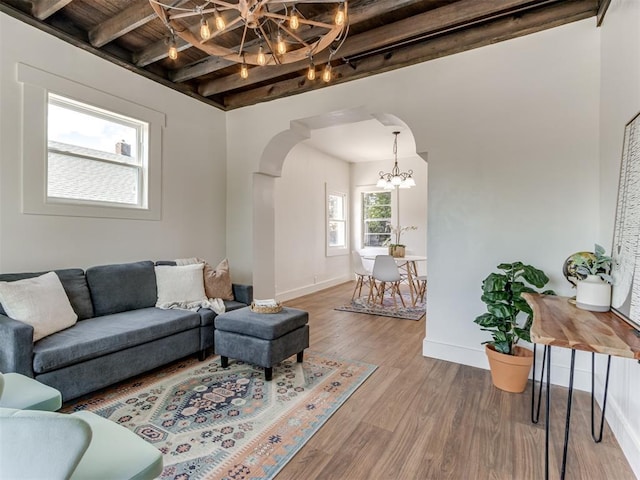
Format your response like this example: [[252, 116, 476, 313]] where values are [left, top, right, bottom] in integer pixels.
[[1, 0, 605, 110]]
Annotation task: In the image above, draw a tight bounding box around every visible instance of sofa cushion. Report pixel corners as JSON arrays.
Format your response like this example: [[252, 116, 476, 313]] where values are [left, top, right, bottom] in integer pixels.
[[32, 308, 199, 374], [0, 269, 93, 320], [0, 272, 78, 342], [224, 300, 248, 313], [197, 301, 246, 328], [86, 261, 157, 316]]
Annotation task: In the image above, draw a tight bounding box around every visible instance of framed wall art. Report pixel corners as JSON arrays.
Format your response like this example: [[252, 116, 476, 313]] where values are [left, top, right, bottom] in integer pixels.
[[611, 111, 640, 331]]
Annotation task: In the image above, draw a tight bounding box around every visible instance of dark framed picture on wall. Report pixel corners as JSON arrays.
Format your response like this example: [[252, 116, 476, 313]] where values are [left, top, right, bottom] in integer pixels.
[[611, 111, 640, 331]]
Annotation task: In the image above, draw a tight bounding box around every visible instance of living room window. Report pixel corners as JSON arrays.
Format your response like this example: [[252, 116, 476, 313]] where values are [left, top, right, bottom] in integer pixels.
[[362, 191, 392, 247], [327, 189, 348, 256], [18, 63, 164, 220], [47, 94, 148, 208]]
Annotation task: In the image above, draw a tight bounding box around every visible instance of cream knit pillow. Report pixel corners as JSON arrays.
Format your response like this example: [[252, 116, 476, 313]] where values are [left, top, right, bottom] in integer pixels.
[[155, 263, 207, 305], [0, 272, 78, 341]]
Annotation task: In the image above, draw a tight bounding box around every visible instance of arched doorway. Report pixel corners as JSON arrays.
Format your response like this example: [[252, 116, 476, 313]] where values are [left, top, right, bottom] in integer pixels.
[[252, 108, 427, 299]]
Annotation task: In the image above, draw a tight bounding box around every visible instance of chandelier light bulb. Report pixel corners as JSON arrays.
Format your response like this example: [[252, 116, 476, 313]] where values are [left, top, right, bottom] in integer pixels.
[[307, 62, 316, 80], [376, 177, 386, 188], [290, 11, 300, 30], [335, 4, 346, 26], [200, 18, 211, 40], [384, 181, 394, 190], [276, 34, 286, 55], [322, 63, 332, 82], [240, 62, 249, 79], [404, 176, 416, 187], [214, 10, 225, 31], [257, 46, 267, 66], [391, 175, 402, 186], [168, 37, 178, 60]]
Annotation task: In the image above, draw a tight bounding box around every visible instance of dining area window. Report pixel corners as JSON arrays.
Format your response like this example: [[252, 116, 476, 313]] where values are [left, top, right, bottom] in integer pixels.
[[362, 191, 392, 247], [327, 189, 348, 256]]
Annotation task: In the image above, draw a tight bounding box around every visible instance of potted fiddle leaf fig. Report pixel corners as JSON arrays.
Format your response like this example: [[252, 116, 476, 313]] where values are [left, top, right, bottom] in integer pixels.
[[474, 262, 555, 393]]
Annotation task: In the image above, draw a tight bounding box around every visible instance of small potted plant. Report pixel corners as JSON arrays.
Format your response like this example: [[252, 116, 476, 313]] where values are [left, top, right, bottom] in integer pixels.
[[573, 244, 613, 312], [385, 225, 417, 258], [474, 262, 555, 393]]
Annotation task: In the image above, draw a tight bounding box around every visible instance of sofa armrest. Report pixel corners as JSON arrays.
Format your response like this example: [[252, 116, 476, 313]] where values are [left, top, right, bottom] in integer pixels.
[[0, 314, 35, 377], [232, 284, 253, 305]]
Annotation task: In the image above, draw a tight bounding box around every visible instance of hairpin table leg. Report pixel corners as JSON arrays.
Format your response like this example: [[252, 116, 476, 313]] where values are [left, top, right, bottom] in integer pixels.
[[591, 353, 612, 443], [544, 345, 551, 480], [560, 349, 577, 480], [531, 344, 548, 424]]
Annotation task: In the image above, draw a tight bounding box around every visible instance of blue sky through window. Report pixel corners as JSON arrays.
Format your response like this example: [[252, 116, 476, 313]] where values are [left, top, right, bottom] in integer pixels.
[[48, 101, 138, 158]]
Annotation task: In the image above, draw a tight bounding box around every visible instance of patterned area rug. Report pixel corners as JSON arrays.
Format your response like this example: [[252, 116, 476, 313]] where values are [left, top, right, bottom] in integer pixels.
[[335, 294, 426, 321], [63, 352, 376, 480]]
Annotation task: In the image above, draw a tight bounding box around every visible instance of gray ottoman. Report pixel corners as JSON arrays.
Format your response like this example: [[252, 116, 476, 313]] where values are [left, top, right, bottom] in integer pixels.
[[214, 307, 309, 381]]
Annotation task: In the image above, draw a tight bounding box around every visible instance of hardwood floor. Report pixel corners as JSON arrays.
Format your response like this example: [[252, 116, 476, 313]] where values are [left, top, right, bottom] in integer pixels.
[[277, 282, 635, 480]]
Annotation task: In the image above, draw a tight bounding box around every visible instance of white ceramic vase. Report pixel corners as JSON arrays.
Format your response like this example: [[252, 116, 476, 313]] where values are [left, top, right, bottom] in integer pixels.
[[576, 275, 611, 312]]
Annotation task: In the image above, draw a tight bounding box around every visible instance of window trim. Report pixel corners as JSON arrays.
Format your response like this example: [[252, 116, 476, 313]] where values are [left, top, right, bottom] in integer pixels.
[[47, 94, 148, 209], [17, 63, 165, 220], [326, 185, 349, 257]]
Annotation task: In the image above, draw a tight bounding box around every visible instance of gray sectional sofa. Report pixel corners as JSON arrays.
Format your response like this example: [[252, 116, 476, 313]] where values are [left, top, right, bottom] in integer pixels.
[[0, 260, 252, 401]]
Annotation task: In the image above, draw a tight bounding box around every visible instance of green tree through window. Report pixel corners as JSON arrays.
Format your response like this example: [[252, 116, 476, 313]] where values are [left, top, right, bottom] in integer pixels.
[[363, 192, 391, 246]]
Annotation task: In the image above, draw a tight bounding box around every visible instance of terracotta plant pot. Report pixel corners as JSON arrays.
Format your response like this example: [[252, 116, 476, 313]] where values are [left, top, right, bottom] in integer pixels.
[[485, 345, 534, 393]]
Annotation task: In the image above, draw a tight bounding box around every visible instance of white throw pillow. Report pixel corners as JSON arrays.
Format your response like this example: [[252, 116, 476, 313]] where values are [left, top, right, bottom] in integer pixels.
[[155, 264, 207, 305], [0, 272, 78, 341]]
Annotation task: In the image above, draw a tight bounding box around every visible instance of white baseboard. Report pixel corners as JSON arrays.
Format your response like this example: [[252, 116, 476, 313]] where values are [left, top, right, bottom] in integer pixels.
[[422, 338, 593, 392], [600, 379, 640, 479], [276, 275, 351, 302]]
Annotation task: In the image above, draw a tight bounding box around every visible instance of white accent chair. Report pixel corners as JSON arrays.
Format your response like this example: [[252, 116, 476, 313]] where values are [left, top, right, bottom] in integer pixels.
[[0, 406, 164, 480], [368, 255, 406, 308], [351, 251, 373, 300]]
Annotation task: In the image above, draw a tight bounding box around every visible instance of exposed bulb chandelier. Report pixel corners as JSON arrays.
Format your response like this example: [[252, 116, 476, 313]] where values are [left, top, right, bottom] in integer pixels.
[[376, 131, 416, 190], [149, 0, 349, 82]]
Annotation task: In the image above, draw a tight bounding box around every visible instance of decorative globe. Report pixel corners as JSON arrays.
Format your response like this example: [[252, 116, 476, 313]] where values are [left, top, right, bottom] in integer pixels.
[[562, 251, 596, 286]]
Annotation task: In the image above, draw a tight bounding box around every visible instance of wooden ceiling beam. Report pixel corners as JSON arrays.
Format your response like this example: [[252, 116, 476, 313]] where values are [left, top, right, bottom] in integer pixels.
[[166, 0, 425, 81], [32, 0, 73, 20], [88, 0, 190, 48], [170, 56, 236, 82], [223, 0, 597, 109], [198, 0, 553, 98], [89, 0, 154, 48], [596, 0, 611, 26]]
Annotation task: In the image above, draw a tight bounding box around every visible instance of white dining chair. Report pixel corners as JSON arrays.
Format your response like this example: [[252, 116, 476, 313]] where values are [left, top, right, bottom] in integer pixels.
[[416, 275, 427, 304], [369, 255, 405, 308], [351, 251, 373, 300]]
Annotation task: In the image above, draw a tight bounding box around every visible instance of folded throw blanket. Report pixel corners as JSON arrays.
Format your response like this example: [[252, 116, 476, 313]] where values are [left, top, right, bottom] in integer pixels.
[[157, 297, 225, 314]]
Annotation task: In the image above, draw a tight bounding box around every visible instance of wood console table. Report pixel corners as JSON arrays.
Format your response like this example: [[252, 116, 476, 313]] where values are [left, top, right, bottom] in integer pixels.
[[523, 293, 640, 480]]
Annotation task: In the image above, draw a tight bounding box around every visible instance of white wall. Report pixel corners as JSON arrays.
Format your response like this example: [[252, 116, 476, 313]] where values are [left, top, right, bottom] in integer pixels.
[[227, 19, 599, 367], [599, 0, 640, 476], [0, 13, 228, 272], [274, 142, 351, 300]]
